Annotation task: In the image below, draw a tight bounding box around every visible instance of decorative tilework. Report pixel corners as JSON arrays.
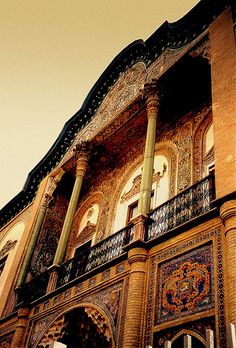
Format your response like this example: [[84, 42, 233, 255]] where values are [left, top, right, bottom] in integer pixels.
[[116, 263, 125, 274], [88, 277, 96, 287], [0, 333, 14, 348], [64, 289, 71, 299], [43, 301, 50, 310], [102, 269, 110, 280], [145, 229, 227, 348], [157, 244, 214, 323], [77, 283, 83, 293]]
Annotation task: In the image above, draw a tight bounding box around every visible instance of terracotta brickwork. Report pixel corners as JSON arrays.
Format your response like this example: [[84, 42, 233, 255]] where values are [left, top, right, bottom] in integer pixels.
[[220, 200, 236, 327], [210, 8, 236, 199]]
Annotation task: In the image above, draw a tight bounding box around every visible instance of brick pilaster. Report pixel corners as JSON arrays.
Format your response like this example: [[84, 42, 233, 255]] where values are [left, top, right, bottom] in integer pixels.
[[220, 200, 236, 326], [11, 307, 30, 348], [122, 247, 147, 348]]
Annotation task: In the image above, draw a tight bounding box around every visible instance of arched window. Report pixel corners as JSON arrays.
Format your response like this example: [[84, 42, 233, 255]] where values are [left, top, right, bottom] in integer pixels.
[[203, 123, 214, 176], [113, 155, 169, 232], [74, 203, 99, 256]]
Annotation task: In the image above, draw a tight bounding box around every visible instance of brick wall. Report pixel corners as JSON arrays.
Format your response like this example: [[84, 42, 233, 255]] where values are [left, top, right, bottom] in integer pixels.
[[210, 7, 236, 198]]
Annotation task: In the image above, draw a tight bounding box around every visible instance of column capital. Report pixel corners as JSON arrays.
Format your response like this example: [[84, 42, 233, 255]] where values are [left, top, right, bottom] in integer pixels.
[[46, 168, 65, 198], [73, 141, 91, 177], [130, 213, 149, 241], [73, 141, 91, 159], [220, 200, 236, 224], [128, 247, 147, 265], [142, 79, 161, 121]]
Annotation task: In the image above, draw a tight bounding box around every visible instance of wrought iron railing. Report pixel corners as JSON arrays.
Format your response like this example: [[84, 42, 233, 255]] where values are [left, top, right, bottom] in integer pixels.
[[146, 174, 215, 241], [56, 224, 134, 287], [17, 270, 50, 304]]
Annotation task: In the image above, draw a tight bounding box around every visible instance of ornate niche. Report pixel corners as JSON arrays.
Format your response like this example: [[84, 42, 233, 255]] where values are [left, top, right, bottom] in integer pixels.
[[112, 146, 177, 233], [28, 194, 68, 278], [75, 204, 99, 246], [67, 192, 102, 258], [28, 173, 73, 279]]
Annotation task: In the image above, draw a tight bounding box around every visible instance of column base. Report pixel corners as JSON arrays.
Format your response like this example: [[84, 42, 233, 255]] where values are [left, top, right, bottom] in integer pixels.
[[130, 213, 149, 241], [46, 264, 60, 293]]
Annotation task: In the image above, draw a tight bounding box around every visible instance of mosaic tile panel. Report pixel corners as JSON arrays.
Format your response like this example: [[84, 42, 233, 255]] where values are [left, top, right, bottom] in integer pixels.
[[157, 244, 214, 323]]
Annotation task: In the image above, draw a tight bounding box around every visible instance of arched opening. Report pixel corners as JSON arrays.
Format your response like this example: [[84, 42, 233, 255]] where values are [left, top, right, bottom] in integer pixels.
[[37, 306, 113, 348], [203, 122, 214, 176], [113, 154, 168, 232], [76, 203, 99, 249], [59, 307, 112, 348], [172, 334, 205, 348]]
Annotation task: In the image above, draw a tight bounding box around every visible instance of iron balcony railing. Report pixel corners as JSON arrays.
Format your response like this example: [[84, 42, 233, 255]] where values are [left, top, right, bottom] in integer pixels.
[[146, 173, 215, 241], [57, 224, 134, 287], [17, 270, 50, 304], [18, 224, 134, 304], [18, 175, 214, 303]]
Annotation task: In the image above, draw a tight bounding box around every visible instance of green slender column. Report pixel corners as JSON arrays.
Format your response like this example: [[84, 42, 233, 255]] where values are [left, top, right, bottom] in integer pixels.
[[138, 79, 159, 215], [16, 169, 65, 287], [53, 142, 90, 266], [16, 194, 49, 287]]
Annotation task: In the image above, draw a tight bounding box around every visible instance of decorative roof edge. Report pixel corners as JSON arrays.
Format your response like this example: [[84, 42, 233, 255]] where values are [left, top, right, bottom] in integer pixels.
[[0, 0, 230, 227]]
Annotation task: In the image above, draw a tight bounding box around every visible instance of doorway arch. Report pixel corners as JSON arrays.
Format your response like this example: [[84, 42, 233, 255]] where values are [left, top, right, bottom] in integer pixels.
[[35, 303, 115, 348]]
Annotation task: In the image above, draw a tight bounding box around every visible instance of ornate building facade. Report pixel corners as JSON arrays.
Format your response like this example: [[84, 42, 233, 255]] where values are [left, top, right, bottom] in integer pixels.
[[0, 1, 235, 347]]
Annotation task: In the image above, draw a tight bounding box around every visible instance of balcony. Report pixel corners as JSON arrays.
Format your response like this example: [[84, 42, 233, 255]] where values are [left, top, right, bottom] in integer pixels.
[[17, 174, 214, 304], [146, 173, 215, 241]]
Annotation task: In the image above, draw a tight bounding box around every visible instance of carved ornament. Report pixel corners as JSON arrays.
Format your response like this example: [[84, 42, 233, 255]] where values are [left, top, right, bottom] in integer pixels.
[[37, 315, 65, 348], [46, 168, 65, 198], [0, 239, 17, 259], [67, 62, 146, 148], [77, 223, 96, 245], [189, 37, 210, 61], [120, 164, 166, 204], [85, 307, 111, 341], [147, 31, 209, 81]]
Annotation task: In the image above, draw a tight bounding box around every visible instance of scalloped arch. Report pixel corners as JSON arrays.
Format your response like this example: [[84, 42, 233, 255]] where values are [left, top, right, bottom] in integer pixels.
[[34, 302, 115, 348]]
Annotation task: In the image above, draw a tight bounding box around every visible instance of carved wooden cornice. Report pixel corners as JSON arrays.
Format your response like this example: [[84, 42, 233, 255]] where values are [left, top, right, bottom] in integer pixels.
[[189, 37, 211, 61]]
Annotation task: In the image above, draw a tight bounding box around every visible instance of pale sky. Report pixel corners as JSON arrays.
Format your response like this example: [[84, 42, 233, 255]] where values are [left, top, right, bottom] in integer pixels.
[[0, 0, 199, 209]]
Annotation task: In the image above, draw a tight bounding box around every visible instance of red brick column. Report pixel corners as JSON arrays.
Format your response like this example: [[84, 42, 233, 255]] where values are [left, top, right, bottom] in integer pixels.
[[220, 200, 236, 327], [11, 307, 30, 348], [122, 247, 147, 348]]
